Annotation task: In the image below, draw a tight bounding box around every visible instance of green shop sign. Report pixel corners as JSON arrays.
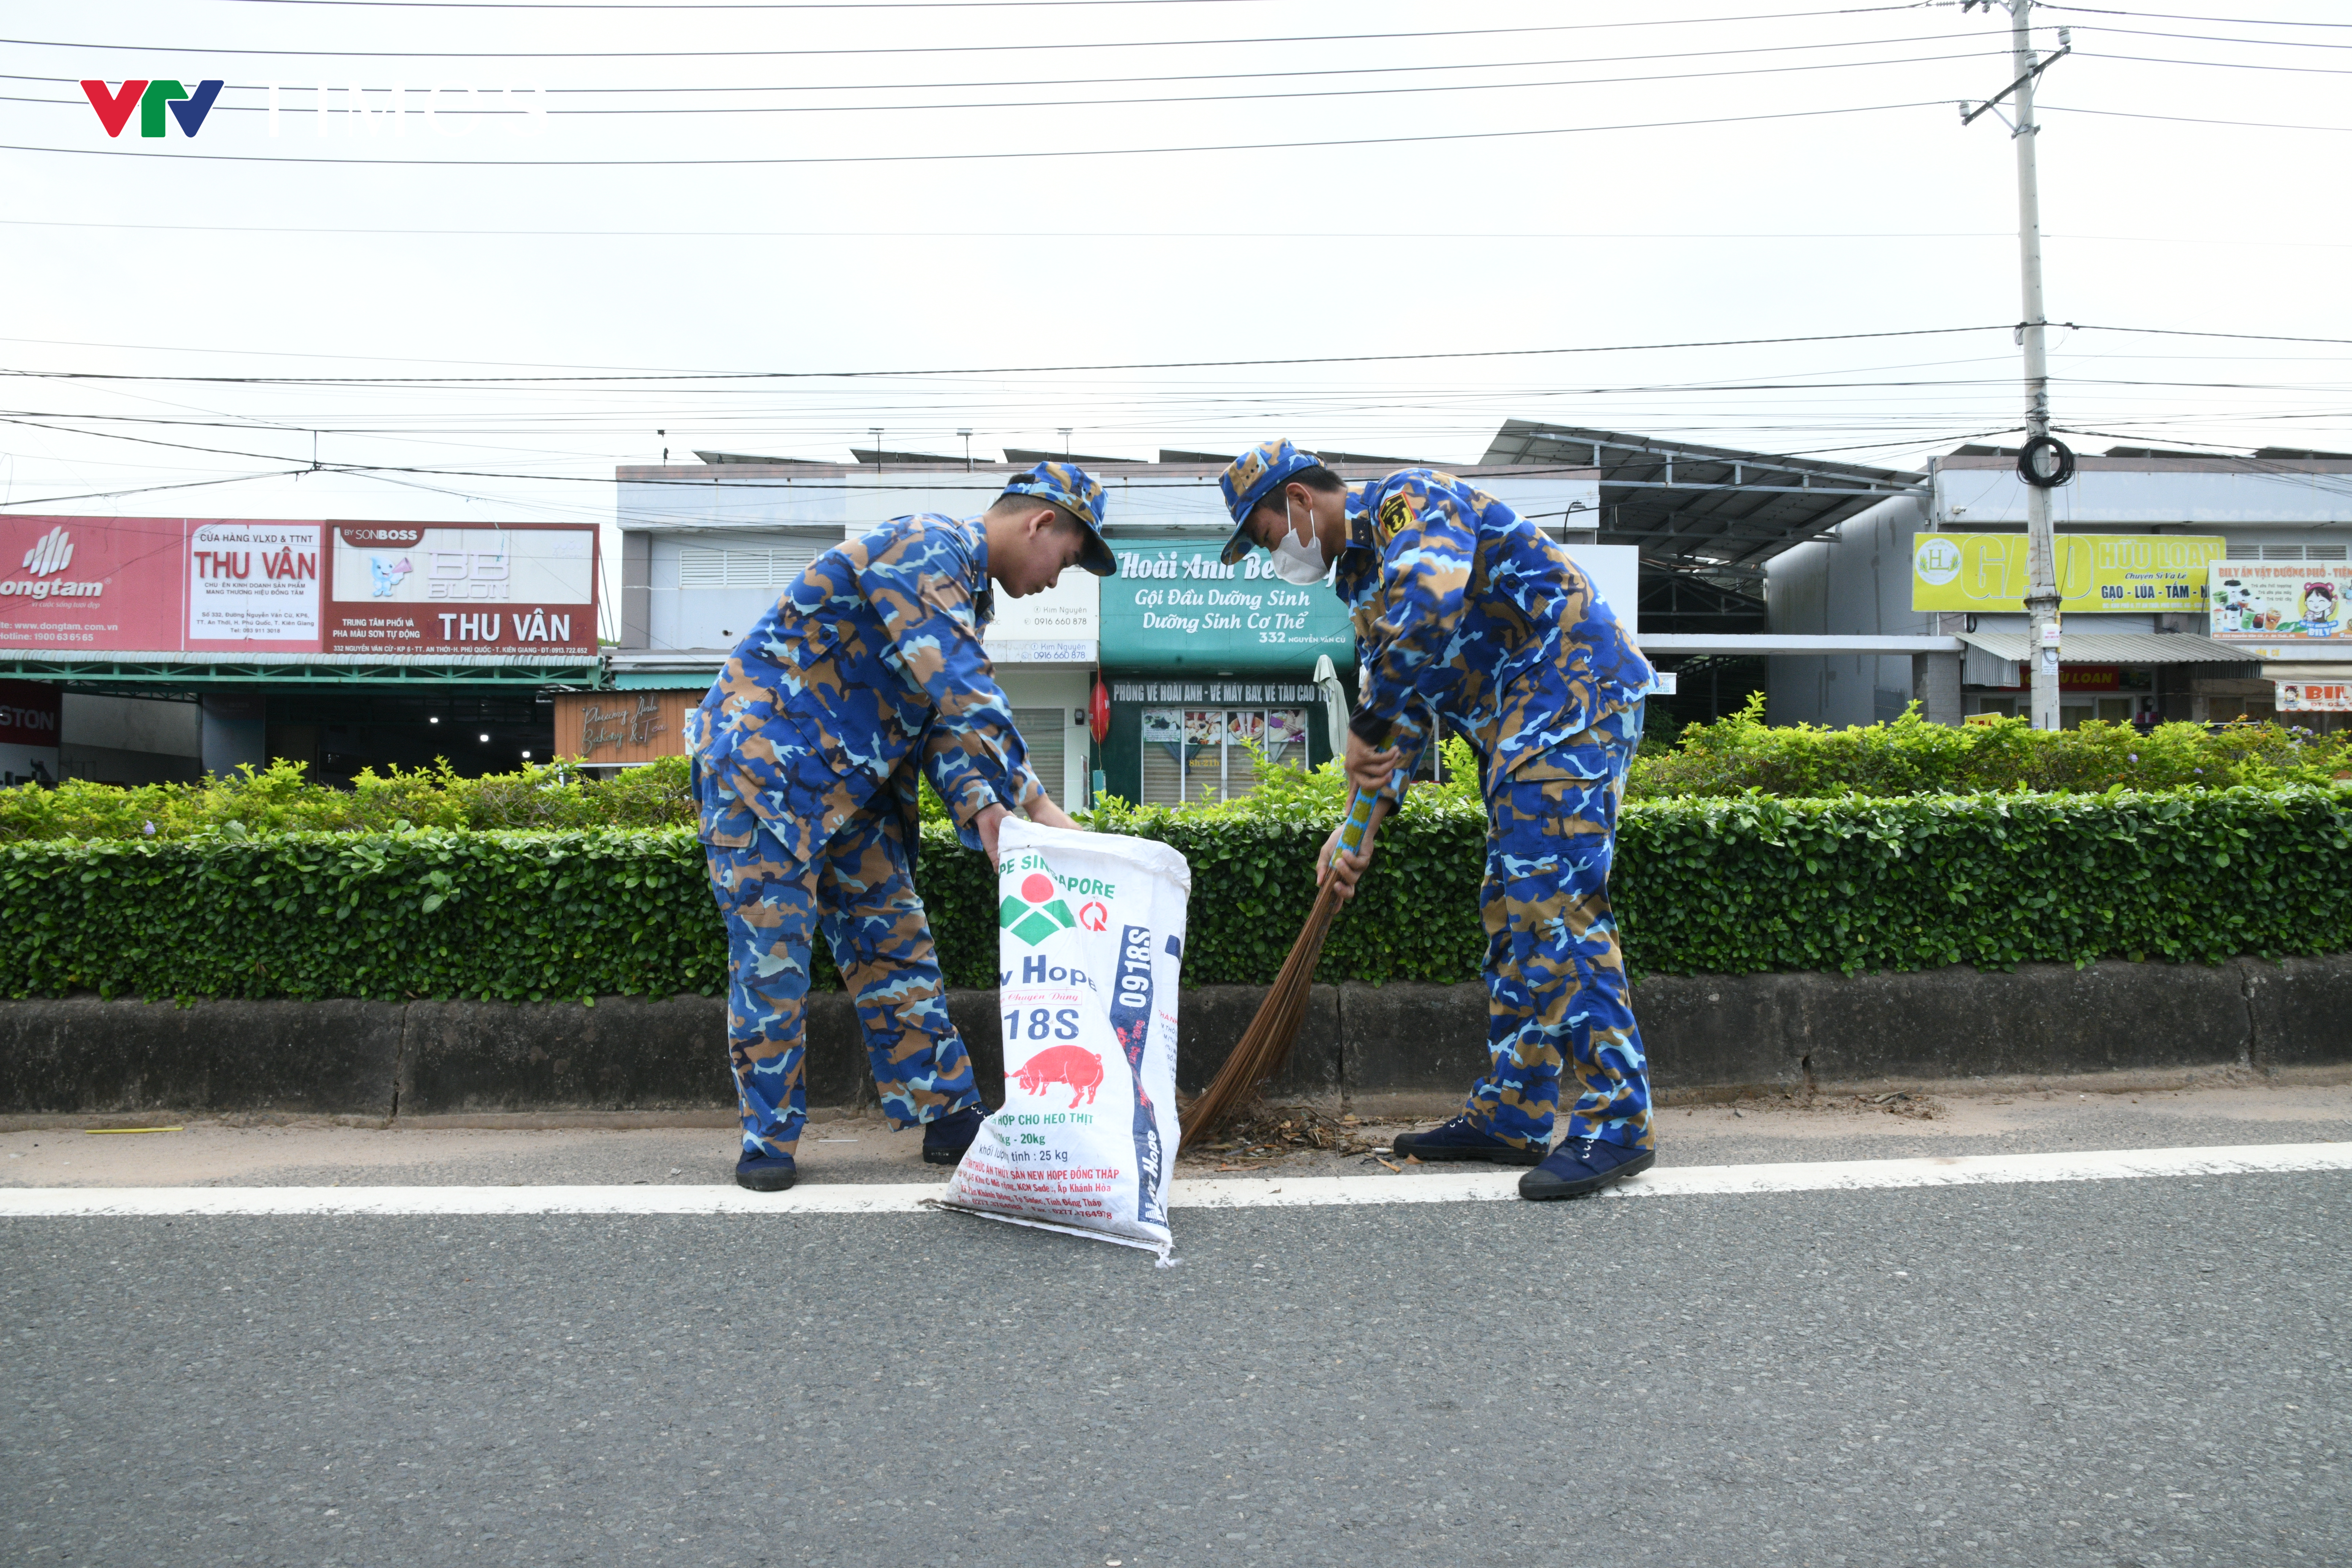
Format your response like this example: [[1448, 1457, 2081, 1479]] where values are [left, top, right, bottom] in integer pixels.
[[1100, 533, 1356, 673]]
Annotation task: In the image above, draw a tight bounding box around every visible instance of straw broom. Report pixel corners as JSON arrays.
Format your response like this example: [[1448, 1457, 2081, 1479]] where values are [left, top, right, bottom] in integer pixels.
[[1179, 789, 1383, 1153]]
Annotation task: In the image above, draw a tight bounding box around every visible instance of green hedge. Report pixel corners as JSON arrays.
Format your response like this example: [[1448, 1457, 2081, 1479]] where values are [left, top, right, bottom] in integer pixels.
[[5, 786, 2347, 1003], [1627, 697, 2352, 798], [0, 756, 697, 844], [8, 705, 2351, 853]]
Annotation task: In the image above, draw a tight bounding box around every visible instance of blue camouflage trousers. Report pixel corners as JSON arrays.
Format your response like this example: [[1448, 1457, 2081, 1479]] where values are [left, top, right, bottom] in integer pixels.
[[1461, 701, 1654, 1153], [703, 796, 980, 1158]]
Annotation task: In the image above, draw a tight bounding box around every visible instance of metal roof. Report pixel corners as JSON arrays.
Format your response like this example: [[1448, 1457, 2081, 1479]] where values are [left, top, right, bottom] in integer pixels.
[[1957, 631, 2254, 665], [1480, 420, 1926, 575]]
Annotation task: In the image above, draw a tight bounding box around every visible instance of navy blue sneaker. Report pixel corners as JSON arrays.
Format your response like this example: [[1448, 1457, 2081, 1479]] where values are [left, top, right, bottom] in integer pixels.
[[734, 1150, 798, 1193], [1519, 1136, 1655, 1201], [1391, 1114, 1543, 1167], [922, 1105, 988, 1166]]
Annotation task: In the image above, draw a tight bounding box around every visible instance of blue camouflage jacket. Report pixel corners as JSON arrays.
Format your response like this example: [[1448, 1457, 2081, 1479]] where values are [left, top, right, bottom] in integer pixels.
[[1334, 469, 1653, 795], [686, 513, 1043, 866]]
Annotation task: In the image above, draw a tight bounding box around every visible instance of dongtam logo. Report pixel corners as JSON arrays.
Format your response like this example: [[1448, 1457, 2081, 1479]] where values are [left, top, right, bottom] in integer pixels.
[[81, 79, 226, 138], [22, 525, 73, 577], [5, 526, 103, 600]]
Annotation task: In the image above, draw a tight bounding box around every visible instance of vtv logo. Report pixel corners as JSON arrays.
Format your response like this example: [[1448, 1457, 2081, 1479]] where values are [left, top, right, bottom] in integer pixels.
[[81, 79, 226, 139], [21, 526, 72, 577]]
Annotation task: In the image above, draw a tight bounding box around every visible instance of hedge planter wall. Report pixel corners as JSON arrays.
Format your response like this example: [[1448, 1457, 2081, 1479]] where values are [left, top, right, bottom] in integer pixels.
[[4, 787, 2347, 1004]]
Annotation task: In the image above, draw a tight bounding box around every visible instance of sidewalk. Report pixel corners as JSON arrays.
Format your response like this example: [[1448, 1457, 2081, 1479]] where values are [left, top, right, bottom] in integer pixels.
[[6, 1069, 2345, 1189]]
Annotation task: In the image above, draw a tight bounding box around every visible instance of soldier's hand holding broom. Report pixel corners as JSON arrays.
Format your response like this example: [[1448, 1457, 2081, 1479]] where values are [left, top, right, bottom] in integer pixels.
[[1317, 732, 1399, 903]]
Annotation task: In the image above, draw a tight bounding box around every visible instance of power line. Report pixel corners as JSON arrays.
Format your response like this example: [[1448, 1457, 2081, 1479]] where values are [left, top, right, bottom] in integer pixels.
[[1, 29, 1999, 95], [0, 32, 2004, 104], [17, 13, 2343, 60], [0, 468, 313, 509], [0, 9, 1947, 60], [2038, 6, 2352, 27], [0, 323, 2012, 386], [2042, 103, 2352, 133], [215, 0, 1317, 7], [0, 97, 1948, 166], [2053, 22, 2352, 50], [6, 218, 2348, 247], [2080, 49, 2352, 74], [2082, 324, 2352, 348], [0, 51, 2006, 119]]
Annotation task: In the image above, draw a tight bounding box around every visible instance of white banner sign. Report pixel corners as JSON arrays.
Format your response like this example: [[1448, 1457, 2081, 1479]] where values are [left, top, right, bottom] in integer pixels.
[[187, 523, 322, 643]]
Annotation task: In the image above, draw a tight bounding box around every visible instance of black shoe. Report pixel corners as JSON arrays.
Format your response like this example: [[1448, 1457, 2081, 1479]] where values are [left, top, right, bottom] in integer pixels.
[[1518, 1136, 1655, 1201], [922, 1104, 988, 1166], [734, 1150, 798, 1192], [1391, 1114, 1543, 1167]]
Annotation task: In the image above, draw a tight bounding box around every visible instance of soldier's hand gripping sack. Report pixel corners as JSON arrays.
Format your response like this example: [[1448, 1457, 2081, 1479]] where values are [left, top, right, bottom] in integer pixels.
[[941, 819, 1189, 1256]]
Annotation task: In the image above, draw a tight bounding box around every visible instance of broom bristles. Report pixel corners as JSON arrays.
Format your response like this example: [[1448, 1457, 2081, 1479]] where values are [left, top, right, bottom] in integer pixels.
[[1179, 875, 1348, 1153]]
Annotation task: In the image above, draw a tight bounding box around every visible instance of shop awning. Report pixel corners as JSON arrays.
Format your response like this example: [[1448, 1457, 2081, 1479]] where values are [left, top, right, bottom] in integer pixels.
[[1481, 420, 1926, 573], [1956, 630, 2256, 689], [609, 650, 724, 690], [0, 650, 601, 685], [1955, 631, 2255, 664]]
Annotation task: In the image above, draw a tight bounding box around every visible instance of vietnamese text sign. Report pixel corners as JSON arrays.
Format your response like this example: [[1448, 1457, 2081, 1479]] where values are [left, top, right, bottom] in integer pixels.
[[2208, 562, 2349, 644], [1913, 533, 2225, 614], [983, 562, 1098, 664], [326, 525, 597, 656], [2277, 680, 2352, 713], [1, 515, 180, 651], [1099, 534, 1356, 674], [187, 522, 322, 645], [0, 514, 598, 662]]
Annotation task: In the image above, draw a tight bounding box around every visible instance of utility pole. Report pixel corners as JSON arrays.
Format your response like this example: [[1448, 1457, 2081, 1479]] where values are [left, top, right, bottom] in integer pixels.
[[1963, 0, 2074, 730]]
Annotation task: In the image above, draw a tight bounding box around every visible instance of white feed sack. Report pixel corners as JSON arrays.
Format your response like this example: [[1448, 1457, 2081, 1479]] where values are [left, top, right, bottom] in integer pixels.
[[939, 819, 1190, 1260]]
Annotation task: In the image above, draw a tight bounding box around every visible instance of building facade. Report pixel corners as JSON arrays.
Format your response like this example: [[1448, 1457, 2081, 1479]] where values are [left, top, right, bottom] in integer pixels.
[[1765, 449, 2352, 730], [605, 455, 1629, 806], [0, 514, 598, 782]]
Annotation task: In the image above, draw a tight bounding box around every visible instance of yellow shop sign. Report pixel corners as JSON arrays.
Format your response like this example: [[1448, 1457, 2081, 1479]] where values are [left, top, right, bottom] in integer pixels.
[[1911, 532, 2225, 614]]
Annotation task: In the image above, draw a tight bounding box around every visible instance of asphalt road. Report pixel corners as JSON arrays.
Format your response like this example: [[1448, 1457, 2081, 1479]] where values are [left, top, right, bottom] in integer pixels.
[[6, 1164, 2347, 1568]]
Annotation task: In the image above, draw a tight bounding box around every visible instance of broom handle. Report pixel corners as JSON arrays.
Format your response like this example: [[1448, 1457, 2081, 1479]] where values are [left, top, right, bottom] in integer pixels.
[[1336, 786, 1381, 858]]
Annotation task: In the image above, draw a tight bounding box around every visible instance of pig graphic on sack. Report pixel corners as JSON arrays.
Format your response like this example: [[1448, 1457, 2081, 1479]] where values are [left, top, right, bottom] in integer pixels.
[[1013, 1045, 1104, 1108]]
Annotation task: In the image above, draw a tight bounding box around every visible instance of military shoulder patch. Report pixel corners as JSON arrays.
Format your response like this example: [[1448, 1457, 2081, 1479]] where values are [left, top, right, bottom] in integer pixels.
[[1378, 493, 1413, 536]]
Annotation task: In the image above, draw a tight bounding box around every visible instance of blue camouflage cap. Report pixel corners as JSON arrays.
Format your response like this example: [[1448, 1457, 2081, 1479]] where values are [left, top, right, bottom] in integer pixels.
[[1000, 460, 1117, 577], [1217, 439, 1325, 566]]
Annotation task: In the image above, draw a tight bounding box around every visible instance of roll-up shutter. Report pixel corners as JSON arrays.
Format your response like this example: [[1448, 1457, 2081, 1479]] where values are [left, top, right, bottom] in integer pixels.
[[1012, 708, 1065, 807]]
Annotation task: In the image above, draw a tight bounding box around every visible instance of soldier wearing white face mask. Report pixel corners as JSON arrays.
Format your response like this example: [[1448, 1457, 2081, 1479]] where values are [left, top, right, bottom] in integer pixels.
[[1213, 438, 1660, 1201]]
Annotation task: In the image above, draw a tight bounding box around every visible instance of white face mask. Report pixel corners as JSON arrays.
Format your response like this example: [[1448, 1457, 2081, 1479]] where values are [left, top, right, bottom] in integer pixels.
[[1267, 494, 1332, 585]]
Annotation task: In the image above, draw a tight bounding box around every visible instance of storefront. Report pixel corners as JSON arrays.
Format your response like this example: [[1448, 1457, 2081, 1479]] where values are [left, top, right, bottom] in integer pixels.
[[0, 679, 61, 786], [610, 452, 1618, 807], [1768, 448, 2352, 728], [0, 512, 597, 782], [2208, 558, 2352, 729], [1093, 530, 1357, 803]]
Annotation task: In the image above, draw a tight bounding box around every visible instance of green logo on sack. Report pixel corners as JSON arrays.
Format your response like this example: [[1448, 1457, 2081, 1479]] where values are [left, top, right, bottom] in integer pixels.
[[1000, 871, 1078, 947]]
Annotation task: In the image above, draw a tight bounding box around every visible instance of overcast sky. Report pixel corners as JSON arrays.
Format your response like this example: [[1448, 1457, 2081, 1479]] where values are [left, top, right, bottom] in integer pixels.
[[5, 0, 2348, 576]]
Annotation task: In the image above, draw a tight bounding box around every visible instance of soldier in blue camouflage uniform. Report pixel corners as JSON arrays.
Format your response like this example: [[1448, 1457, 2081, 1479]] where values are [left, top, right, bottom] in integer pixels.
[[688, 462, 1117, 1192], [1217, 439, 1657, 1200]]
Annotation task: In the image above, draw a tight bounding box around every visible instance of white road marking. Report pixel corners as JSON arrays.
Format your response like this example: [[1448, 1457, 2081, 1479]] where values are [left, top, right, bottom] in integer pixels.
[[0, 1142, 2343, 1217]]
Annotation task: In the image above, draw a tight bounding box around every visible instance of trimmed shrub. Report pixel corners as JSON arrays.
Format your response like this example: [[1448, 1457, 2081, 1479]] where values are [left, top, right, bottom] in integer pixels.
[[5, 786, 2346, 1004], [0, 756, 698, 844], [1628, 697, 2352, 798], [9, 707, 2350, 853]]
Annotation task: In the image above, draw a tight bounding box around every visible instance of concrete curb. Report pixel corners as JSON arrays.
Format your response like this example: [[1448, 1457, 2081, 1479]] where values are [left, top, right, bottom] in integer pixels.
[[2, 955, 2345, 1118]]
